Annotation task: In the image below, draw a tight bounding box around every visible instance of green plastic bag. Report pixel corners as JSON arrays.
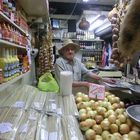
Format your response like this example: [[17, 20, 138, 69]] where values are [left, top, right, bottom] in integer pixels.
[[37, 72, 59, 93]]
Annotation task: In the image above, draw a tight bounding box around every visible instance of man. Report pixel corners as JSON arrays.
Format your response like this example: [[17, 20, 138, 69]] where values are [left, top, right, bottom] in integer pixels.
[[54, 39, 113, 88]]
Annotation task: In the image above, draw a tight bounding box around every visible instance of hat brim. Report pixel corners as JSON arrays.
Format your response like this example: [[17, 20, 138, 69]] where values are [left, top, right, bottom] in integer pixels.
[[58, 43, 80, 55]]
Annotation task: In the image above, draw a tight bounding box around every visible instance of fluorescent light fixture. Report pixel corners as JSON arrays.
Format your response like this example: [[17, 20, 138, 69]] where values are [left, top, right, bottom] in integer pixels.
[[89, 19, 104, 31], [89, 15, 106, 31], [88, 14, 100, 24], [95, 19, 111, 33], [83, 0, 88, 2]]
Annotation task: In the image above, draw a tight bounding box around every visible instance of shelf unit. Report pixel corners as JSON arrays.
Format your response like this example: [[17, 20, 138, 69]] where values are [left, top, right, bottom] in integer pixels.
[[0, 11, 28, 36], [75, 39, 103, 63], [0, 71, 30, 92], [0, 9, 30, 89]]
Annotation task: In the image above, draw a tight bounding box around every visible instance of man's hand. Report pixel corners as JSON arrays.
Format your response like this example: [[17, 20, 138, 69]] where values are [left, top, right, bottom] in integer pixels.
[[102, 78, 116, 84]]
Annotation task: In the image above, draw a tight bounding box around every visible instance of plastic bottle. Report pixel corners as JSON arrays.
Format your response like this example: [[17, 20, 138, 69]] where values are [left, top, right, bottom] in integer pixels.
[[0, 48, 9, 82]]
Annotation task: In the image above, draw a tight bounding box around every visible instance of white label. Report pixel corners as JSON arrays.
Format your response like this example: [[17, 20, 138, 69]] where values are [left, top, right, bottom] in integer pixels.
[[28, 113, 37, 121], [33, 102, 41, 109], [0, 122, 13, 133], [51, 103, 57, 110], [18, 123, 28, 133], [13, 101, 25, 108], [41, 129, 48, 140], [49, 132, 57, 140], [71, 136, 79, 140], [57, 108, 62, 115]]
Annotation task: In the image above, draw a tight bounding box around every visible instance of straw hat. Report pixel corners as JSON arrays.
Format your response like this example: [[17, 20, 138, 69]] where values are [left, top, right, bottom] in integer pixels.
[[58, 39, 80, 55]]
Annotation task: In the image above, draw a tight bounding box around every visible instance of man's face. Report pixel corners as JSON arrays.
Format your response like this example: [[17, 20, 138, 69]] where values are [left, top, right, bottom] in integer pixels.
[[62, 45, 75, 61]]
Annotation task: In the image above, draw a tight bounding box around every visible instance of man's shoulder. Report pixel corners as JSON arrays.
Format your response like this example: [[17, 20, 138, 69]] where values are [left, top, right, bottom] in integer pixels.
[[55, 57, 65, 64]]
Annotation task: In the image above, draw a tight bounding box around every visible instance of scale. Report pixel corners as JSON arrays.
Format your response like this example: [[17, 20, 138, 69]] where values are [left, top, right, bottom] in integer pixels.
[[97, 66, 122, 78]]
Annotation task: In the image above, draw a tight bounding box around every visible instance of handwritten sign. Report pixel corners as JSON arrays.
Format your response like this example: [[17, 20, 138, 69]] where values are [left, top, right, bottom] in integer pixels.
[[89, 83, 105, 100]]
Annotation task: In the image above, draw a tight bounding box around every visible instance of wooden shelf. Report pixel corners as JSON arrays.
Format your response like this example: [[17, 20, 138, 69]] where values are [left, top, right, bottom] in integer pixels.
[[0, 11, 28, 36], [0, 39, 26, 49], [0, 71, 30, 92]]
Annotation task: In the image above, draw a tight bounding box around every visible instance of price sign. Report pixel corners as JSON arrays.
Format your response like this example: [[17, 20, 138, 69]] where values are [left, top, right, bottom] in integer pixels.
[[89, 83, 105, 100]]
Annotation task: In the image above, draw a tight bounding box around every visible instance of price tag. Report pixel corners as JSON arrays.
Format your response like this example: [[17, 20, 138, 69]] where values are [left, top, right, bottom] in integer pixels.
[[13, 101, 25, 108], [89, 83, 105, 100], [0, 122, 13, 133]]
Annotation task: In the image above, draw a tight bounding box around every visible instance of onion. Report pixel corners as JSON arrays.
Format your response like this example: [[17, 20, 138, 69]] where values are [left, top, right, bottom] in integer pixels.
[[92, 102, 100, 110], [102, 130, 110, 140], [78, 102, 87, 109], [113, 133, 122, 140], [115, 108, 124, 116], [85, 129, 96, 140], [95, 115, 104, 124], [97, 107, 106, 115], [79, 113, 88, 121], [86, 107, 92, 111], [92, 124, 102, 135], [119, 124, 130, 134], [87, 110, 97, 119], [119, 101, 125, 108], [79, 109, 87, 115], [105, 91, 111, 96], [76, 92, 83, 97], [132, 125, 140, 133], [118, 114, 127, 123], [105, 110, 115, 117], [79, 121, 89, 131], [101, 101, 109, 108], [101, 119, 110, 130], [76, 96, 83, 103], [83, 94, 89, 102], [122, 134, 129, 139], [128, 131, 140, 140], [110, 124, 118, 133], [89, 100, 95, 106], [106, 134, 116, 140], [95, 135, 102, 140], [126, 118, 132, 127], [108, 114, 116, 124], [112, 103, 120, 110], [116, 119, 121, 126], [85, 118, 96, 127]]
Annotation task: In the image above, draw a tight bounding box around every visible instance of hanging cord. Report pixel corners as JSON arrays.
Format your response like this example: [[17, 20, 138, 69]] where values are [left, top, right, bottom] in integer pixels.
[[62, 0, 79, 26]]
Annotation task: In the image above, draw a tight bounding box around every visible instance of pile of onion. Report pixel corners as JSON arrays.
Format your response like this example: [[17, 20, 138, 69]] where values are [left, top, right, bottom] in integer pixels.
[[75, 92, 140, 140]]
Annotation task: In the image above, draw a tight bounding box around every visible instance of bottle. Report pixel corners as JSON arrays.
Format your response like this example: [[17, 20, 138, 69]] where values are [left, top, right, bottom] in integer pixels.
[[5, 48, 13, 80], [0, 48, 9, 82], [14, 48, 19, 76]]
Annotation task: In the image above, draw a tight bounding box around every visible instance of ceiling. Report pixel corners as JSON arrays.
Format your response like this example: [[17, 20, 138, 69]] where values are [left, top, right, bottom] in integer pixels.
[[49, 0, 116, 15]]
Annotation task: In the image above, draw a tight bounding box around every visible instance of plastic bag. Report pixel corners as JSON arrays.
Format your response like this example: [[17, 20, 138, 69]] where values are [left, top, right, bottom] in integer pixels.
[[37, 72, 59, 93]]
